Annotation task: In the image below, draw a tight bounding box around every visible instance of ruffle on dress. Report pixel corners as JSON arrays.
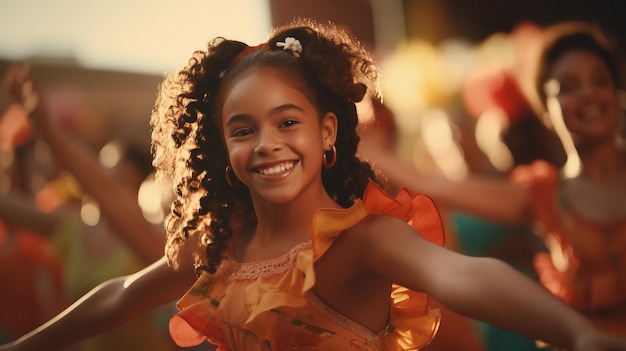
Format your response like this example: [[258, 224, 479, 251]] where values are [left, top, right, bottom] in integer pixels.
[[170, 179, 445, 350]]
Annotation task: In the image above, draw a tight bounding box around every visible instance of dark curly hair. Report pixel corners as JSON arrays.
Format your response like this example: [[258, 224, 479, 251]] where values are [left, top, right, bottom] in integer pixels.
[[150, 18, 380, 274]]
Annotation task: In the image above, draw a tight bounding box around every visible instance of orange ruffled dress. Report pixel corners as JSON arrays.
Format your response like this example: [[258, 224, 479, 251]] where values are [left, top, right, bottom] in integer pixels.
[[510, 160, 626, 335], [169, 180, 445, 350]]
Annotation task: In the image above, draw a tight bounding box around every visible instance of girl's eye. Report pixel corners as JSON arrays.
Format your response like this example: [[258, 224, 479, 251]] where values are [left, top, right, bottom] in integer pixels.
[[593, 77, 612, 88], [280, 119, 298, 128], [559, 83, 577, 94], [557, 79, 578, 94], [232, 128, 253, 137]]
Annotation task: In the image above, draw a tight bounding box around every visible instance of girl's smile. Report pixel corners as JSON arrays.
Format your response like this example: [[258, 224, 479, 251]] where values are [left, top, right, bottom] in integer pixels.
[[254, 160, 298, 177]]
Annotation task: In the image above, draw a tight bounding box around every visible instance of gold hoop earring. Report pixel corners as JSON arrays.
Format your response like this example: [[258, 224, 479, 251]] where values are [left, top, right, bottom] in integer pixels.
[[225, 165, 237, 187], [322, 145, 337, 169]]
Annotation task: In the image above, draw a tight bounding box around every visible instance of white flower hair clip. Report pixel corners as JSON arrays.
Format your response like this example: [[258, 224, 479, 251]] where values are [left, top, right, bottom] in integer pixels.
[[276, 37, 302, 57]]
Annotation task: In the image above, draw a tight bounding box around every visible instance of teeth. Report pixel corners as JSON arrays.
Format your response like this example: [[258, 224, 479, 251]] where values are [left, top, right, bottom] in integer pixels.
[[258, 161, 295, 175]]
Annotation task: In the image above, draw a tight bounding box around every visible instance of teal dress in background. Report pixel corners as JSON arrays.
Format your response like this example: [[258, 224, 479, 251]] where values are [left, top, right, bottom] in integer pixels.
[[451, 213, 551, 351]]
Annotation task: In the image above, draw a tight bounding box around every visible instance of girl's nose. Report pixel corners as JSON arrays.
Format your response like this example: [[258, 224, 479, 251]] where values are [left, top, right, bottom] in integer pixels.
[[579, 84, 592, 98], [578, 82, 601, 100], [254, 128, 282, 154]]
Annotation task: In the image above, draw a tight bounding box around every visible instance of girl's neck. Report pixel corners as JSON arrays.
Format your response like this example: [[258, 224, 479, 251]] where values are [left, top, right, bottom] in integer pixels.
[[250, 184, 340, 244], [235, 184, 339, 263], [576, 139, 626, 181]]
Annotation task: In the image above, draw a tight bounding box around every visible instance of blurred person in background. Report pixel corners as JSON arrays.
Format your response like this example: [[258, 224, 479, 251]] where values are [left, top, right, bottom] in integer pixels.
[[360, 21, 626, 341], [0, 76, 190, 350], [0, 105, 67, 345]]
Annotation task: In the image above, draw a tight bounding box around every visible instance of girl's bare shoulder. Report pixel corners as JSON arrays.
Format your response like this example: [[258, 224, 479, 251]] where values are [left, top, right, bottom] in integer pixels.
[[340, 214, 418, 250]]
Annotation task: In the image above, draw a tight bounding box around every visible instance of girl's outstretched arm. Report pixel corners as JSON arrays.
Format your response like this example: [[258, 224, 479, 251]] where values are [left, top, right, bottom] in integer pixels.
[[359, 139, 531, 225], [0, 257, 197, 351], [358, 215, 626, 350]]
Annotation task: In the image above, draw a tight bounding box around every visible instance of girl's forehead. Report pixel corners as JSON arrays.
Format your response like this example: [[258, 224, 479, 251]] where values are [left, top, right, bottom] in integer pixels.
[[231, 66, 304, 89], [221, 66, 317, 116], [552, 50, 605, 70], [217, 66, 301, 110], [549, 50, 610, 78], [223, 66, 314, 103]]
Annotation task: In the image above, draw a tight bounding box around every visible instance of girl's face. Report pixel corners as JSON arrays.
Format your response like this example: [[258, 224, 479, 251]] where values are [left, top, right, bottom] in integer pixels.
[[548, 49, 621, 143], [221, 66, 337, 204]]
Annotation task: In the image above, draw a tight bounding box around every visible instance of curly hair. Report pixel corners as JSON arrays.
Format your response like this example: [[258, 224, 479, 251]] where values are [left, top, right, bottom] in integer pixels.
[[150, 18, 380, 274]]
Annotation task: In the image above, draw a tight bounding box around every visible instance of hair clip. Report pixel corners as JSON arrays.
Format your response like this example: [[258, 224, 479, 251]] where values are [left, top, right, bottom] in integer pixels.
[[276, 37, 302, 57]]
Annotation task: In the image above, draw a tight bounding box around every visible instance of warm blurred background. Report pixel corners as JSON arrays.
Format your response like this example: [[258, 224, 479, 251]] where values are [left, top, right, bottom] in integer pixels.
[[0, 1, 624, 350]]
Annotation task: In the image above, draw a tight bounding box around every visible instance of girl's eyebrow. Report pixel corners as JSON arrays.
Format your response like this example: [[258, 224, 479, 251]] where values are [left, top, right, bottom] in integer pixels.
[[269, 103, 305, 115], [225, 114, 252, 127], [225, 104, 305, 127]]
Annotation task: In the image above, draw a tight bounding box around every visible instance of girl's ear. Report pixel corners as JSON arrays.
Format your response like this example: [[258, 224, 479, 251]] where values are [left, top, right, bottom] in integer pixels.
[[321, 112, 338, 149]]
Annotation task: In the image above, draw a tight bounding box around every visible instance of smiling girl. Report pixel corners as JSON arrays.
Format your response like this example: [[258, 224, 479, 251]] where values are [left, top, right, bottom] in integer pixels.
[[2, 19, 626, 351]]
